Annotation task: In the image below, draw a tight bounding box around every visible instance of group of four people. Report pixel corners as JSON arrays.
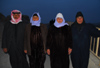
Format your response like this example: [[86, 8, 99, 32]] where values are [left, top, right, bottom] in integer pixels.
[[2, 10, 100, 68]]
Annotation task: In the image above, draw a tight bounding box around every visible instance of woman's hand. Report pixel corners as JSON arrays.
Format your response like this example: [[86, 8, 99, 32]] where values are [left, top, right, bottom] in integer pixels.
[[24, 50, 27, 54], [47, 49, 50, 55], [3, 48, 7, 53], [68, 48, 72, 55]]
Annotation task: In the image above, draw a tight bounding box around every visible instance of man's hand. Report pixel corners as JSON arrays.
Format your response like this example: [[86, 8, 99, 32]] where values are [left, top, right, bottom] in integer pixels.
[[24, 50, 27, 54], [3, 48, 7, 53], [68, 48, 72, 55], [47, 49, 50, 55]]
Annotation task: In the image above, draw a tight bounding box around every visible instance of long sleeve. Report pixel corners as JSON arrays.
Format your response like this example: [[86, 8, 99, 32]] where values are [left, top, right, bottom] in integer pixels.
[[67, 26, 73, 48], [89, 24, 100, 37], [46, 26, 53, 49], [2, 23, 8, 48], [44, 25, 48, 43], [41, 24, 48, 53], [24, 23, 30, 50]]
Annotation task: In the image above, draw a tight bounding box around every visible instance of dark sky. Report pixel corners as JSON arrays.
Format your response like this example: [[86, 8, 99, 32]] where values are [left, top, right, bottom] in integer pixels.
[[0, 0, 100, 24]]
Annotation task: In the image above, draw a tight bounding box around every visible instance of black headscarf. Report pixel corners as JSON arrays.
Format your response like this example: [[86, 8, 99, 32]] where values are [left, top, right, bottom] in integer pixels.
[[73, 11, 86, 31]]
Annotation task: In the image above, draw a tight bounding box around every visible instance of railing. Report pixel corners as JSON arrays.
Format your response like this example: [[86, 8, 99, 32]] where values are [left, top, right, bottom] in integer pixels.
[[90, 27, 100, 66]]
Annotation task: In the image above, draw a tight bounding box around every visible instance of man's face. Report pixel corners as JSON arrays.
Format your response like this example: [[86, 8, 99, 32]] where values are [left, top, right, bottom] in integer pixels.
[[76, 16, 84, 24], [13, 14, 20, 19], [57, 18, 63, 23], [33, 16, 39, 21]]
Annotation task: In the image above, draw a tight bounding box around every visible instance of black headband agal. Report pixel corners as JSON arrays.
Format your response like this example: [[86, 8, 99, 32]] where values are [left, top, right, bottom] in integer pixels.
[[12, 12, 21, 14]]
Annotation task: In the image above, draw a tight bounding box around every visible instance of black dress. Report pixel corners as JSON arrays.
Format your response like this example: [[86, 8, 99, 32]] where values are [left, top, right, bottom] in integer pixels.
[[71, 22, 100, 68], [28, 26, 45, 68], [46, 25, 72, 68]]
